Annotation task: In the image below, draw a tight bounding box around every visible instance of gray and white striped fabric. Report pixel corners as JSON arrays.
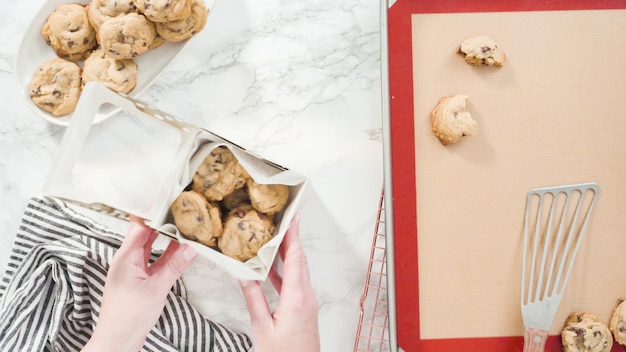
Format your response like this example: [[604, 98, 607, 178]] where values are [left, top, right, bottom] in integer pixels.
[[0, 196, 252, 351]]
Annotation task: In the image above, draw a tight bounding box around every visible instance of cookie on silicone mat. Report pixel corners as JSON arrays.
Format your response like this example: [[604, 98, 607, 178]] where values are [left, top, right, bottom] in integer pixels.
[[247, 179, 289, 215], [97, 13, 156, 60], [561, 312, 613, 352], [133, 0, 192, 23], [29, 57, 82, 117], [218, 205, 275, 262], [610, 299, 626, 346], [458, 36, 505, 67], [430, 94, 477, 145], [170, 191, 222, 247], [41, 3, 97, 61], [86, 0, 137, 32], [191, 146, 250, 202], [82, 49, 138, 94], [154, 0, 207, 42]]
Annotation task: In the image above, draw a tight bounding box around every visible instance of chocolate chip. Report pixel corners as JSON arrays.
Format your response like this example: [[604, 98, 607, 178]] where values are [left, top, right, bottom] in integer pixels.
[[67, 40, 74, 48], [567, 327, 585, 337], [481, 46, 490, 53], [69, 27, 79, 33], [195, 215, 203, 222], [238, 222, 246, 230], [236, 209, 246, 218], [248, 233, 256, 242], [52, 90, 61, 98]]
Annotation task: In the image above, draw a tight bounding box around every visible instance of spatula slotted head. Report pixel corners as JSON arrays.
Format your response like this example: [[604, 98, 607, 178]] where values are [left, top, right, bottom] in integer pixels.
[[520, 182, 599, 330]]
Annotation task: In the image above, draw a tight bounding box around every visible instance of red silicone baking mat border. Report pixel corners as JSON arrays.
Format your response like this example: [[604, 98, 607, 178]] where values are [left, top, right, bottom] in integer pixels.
[[387, 0, 626, 351]]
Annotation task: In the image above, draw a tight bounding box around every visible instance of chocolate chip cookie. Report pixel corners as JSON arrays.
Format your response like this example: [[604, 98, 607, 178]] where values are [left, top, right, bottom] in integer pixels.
[[170, 191, 223, 247], [82, 49, 138, 94], [29, 58, 82, 116], [191, 146, 250, 202], [41, 3, 97, 61], [458, 36, 506, 67], [430, 94, 477, 145], [218, 205, 275, 262], [133, 0, 192, 23], [86, 0, 138, 32], [154, 0, 207, 42], [97, 13, 156, 60], [561, 312, 613, 352], [610, 299, 626, 346], [247, 179, 289, 215]]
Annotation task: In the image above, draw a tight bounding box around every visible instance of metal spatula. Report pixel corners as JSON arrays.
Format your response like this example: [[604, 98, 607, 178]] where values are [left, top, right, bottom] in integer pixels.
[[520, 182, 599, 352]]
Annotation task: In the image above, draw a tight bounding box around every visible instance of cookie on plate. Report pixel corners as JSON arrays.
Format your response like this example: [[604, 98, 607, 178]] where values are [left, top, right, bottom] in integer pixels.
[[218, 205, 275, 262], [29, 58, 82, 117], [430, 94, 477, 145], [610, 299, 626, 346], [458, 36, 506, 67], [154, 0, 207, 42], [192, 146, 250, 202], [561, 312, 613, 352], [41, 3, 97, 61], [170, 191, 222, 247], [97, 13, 156, 60], [82, 49, 138, 94], [149, 32, 167, 50], [247, 179, 289, 215], [133, 0, 192, 23], [86, 0, 137, 32]]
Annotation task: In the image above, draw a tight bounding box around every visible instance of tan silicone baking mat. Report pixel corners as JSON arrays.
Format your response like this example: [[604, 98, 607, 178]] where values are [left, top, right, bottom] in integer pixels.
[[412, 9, 626, 339]]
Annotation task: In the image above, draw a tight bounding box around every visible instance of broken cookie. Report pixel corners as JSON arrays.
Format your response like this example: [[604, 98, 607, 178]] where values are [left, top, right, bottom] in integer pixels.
[[458, 36, 505, 67], [430, 94, 477, 145]]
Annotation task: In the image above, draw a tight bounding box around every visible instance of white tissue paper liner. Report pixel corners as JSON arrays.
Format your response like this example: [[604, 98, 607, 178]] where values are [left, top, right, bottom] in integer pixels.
[[44, 82, 308, 280]]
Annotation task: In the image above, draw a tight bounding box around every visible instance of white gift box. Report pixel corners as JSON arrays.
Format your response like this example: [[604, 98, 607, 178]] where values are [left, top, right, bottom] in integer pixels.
[[43, 82, 308, 280]]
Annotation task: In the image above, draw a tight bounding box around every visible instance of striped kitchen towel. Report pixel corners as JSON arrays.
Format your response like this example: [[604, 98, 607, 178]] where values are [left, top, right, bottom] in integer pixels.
[[0, 196, 252, 352]]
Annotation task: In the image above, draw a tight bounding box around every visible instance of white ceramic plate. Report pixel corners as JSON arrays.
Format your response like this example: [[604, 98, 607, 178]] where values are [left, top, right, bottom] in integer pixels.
[[15, 0, 214, 127]]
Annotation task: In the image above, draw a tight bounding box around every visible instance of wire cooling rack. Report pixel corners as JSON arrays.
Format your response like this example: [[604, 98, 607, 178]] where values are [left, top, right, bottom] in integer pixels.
[[353, 189, 390, 351]]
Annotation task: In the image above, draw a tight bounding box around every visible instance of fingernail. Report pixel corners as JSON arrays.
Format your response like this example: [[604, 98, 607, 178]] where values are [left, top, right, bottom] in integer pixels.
[[182, 245, 198, 261]]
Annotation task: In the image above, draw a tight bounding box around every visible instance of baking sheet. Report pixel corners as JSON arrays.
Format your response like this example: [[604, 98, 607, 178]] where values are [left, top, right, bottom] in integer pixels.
[[411, 9, 626, 339]]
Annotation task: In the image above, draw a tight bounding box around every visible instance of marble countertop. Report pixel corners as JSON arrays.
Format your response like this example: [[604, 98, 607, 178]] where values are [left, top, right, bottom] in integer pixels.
[[0, 0, 385, 350]]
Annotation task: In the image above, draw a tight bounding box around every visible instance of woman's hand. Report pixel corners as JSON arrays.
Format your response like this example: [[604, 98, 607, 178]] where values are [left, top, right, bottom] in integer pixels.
[[238, 214, 320, 352], [82, 217, 198, 352]]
